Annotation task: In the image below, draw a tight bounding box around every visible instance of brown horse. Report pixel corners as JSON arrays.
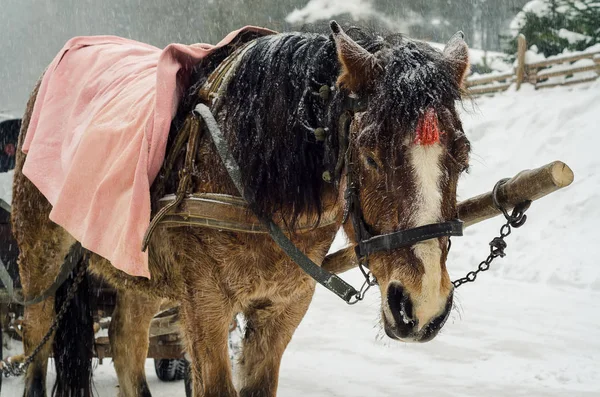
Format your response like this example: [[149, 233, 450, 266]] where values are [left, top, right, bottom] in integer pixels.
[[12, 21, 471, 397]]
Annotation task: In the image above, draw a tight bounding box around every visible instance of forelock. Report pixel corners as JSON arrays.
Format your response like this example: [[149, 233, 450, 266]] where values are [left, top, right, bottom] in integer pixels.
[[359, 39, 462, 142]]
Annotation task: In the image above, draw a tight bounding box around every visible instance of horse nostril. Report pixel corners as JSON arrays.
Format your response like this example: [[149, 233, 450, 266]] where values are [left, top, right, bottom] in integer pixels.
[[418, 292, 454, 342], [387, 283, 416, 327], [401, 296, 414, 325]]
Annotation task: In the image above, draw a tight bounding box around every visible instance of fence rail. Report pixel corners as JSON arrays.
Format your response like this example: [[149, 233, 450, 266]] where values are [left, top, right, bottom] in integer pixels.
[[466, 35, 600, 96]]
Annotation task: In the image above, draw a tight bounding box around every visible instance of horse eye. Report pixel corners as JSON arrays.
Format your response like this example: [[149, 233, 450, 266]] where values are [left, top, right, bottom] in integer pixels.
[[365, 156, 379, 169]]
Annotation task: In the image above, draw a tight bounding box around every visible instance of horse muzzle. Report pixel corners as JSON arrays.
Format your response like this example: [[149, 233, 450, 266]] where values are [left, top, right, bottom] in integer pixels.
[[383, 283, 453, 343]]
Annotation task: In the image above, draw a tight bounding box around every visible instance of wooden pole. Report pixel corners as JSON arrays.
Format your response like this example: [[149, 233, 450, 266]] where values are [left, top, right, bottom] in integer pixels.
[[516, 34, 527, 90], [149, 312, 180, 337], [459, 160, 573, 227], [322, 160, 574, 275]]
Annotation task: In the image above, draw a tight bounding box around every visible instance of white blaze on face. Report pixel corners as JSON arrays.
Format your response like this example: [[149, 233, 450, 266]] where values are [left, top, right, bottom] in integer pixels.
[[408, 142, 445, 330]]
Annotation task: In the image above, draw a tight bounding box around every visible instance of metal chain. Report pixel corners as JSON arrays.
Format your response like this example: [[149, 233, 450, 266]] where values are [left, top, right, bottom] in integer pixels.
[[0, 258, 88, 378], [453, 179, 531, 288], [351, 178, 533, 299], [347, 261, 377, 305]]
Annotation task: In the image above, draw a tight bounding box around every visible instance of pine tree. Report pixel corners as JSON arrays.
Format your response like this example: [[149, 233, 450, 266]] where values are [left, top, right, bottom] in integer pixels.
[[562, 0, 600, 44], [505, 0, 600, 57]]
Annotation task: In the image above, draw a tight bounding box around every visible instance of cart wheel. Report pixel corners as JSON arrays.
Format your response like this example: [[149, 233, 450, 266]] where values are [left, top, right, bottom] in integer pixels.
[[154, 358, 188, 382], [175, 359, 188, 381]]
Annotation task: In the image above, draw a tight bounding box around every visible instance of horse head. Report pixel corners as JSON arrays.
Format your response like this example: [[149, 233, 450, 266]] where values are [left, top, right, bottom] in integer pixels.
[[330, 21, 471, 342], [214, 22, 471, 343]]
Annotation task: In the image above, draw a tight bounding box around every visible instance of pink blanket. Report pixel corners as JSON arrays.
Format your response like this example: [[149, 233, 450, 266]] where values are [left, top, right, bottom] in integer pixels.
[[22, 27, 275, 278]]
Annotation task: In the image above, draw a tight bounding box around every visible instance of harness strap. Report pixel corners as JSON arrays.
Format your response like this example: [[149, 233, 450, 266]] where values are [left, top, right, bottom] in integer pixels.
[[142, 115, 202, 251], [194, 103, 360, 303], [153, 116, 194, 197], [356, 220, 463, 257], [156, 193, 339, 233], [143, 43, 256, 251], [201, 41, 258, 108]]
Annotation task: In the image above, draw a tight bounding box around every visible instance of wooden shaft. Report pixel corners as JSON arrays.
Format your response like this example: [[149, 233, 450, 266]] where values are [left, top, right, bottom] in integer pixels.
[[321, 244, 359, 276], [459, 160, 573, 227], [149, 312, 180, 337], [95, 304, 181, 338], [321, 160, 574, 274]]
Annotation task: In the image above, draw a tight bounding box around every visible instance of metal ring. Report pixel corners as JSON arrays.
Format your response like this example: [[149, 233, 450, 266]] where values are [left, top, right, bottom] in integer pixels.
[[347, 294, 362, 305], [492, 178, 511, 221], [358, 260, 370, 280]]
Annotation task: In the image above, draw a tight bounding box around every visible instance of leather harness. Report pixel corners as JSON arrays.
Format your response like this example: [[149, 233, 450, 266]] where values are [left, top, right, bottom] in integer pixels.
[[155, 193, 338, 234], [143, 38, 464, 303]]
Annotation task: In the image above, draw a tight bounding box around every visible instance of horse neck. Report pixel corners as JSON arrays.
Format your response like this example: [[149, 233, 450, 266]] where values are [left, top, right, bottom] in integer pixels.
[[190, 117, 344, 224], [154, 32, 344, 228], [201, 33, 342, 228]]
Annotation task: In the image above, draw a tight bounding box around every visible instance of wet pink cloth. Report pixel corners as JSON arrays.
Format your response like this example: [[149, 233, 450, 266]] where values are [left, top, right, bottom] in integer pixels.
[[22, 27, 275, 278]]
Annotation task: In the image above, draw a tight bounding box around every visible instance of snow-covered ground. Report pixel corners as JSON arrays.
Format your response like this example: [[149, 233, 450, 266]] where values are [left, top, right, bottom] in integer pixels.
[[3, 82, 600, 395]]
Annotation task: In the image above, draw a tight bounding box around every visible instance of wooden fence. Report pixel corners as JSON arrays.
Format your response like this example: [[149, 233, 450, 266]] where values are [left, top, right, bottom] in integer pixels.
[[466, 34, 600, 96]]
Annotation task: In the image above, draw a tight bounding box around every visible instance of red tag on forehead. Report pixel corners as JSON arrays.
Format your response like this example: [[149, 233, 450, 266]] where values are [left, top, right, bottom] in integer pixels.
[[414, 108, 441, 146]]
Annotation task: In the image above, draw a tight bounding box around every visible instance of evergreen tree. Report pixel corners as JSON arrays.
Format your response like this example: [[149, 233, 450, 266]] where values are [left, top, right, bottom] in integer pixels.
[[506, 0, 600, 57], [562, 0, 600, 44]]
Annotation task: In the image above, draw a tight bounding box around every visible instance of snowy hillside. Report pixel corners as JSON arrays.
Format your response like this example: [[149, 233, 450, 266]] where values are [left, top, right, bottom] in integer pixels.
[[4, 83, 600, 395]]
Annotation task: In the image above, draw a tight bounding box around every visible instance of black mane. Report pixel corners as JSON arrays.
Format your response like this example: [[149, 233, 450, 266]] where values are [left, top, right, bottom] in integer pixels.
[[220, 32, 339, 228], [167, 25, 463, 229]]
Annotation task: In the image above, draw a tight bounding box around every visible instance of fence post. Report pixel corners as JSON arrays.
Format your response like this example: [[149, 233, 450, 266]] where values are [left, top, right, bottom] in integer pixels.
[[516, 34, 527, 90]]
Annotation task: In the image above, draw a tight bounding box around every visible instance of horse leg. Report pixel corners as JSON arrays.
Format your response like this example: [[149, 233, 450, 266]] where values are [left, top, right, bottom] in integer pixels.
[[16, 231, 75, 397], [21, 298, 53, 397], [109, 288, 162, 397], [179, 287, 236, 397], [237, 289, 314, 397], [12, 75, 79, 397]]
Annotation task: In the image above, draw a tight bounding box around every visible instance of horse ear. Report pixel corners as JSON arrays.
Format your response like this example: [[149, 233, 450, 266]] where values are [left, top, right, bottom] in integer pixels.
[[330, 20, 382, 93], [443, 31, 470, 87]]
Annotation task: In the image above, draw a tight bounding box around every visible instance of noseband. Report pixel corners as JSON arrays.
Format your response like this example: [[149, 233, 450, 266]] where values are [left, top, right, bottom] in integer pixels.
[[355, 220, 463, 258]]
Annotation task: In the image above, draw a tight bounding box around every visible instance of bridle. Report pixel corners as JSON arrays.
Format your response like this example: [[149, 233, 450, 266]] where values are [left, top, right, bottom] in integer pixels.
[[331, 95, 463, 302], [150, 38, 464, 305], [342, 159, 463, 301]]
